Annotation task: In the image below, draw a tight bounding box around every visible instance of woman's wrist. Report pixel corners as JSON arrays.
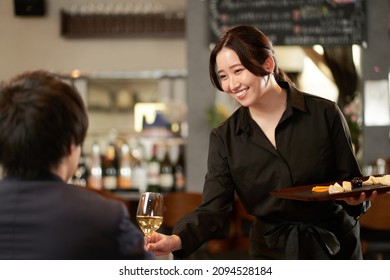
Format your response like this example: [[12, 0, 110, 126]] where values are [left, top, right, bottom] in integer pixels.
[[171, 234, 182, 251]]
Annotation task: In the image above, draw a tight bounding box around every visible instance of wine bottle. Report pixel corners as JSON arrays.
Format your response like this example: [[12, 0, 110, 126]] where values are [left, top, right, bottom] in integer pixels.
[[87, 142, 103, 190], [173, 144, 186, 192], [71, 147, 88, 187], [129, 138, 147, 193], [102, 143, 118, 191], [159, 145, 175, 193], [146, 143, 161, 192], [118, 142, 133, 190]]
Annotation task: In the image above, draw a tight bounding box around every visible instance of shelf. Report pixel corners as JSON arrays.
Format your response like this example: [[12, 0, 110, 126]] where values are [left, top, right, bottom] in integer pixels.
[[60, 10, 185, 39]]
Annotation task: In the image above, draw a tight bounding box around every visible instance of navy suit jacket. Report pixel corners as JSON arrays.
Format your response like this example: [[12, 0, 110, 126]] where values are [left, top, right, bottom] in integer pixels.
[[0, 174, 153, 260]]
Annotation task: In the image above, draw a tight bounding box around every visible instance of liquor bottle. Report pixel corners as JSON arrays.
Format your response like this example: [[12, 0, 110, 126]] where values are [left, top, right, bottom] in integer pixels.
[[129, 138, 147, 193], [173, 144, 186, 192], [102, 142, 118, 191], [118, 142, 133, 190], [70, 148, 88, 187], [132, 158, 147, 193], [146, 143, 161, 192], [159, 145, 175, 193], [87, 142, 103, 190]]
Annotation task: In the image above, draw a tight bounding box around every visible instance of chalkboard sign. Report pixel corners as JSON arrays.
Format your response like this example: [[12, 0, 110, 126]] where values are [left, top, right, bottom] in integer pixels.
[[209, 0, 367, 46]]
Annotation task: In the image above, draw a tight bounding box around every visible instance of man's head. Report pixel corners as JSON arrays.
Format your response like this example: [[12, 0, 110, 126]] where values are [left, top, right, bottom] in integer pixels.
[[0, 70, 89, 179]]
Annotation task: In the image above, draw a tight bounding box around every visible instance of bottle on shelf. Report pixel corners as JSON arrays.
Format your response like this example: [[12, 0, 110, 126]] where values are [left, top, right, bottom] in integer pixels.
[[118, 142, 133, 190], [146, 143, 161, 193], [129, 138, 147, 193], [159, 144, 175, 193], [102, 142, 119, 191], [70, 148, 88, 187], [87, 142, 103, 190], [173, 143, 186, 192], [132, 157, 147, 193]]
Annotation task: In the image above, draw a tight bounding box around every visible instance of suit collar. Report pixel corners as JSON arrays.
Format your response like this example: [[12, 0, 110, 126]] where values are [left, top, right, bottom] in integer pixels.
[[4, 171, 64, 182]]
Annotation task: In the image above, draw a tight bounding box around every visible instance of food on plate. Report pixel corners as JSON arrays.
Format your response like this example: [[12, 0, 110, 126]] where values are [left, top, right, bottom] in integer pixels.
[[312, 186, 329, 192], [363, 175, 390, 186], [328, 182, 345, 194], [380, 175, 390, 185], [342, 181, 352, 191], [311, 174, 390, 194], [312, 180, 356, 194], [311, 182, 348, 193], [363, 176, 380, 185], [351, 177, 362, 189]]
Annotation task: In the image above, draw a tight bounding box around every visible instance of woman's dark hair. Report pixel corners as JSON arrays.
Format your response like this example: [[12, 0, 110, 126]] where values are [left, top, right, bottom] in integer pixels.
[[0, 70, 89, 178], [209, 25, 293, 91]]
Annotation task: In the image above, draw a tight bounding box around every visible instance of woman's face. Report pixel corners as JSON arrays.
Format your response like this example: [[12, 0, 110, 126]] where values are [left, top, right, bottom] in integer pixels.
[[216, 47, 270, 107]]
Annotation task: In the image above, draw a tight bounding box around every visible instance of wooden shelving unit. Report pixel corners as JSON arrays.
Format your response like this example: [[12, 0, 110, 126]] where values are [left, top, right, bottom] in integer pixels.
[[60, 9, 185, 38]]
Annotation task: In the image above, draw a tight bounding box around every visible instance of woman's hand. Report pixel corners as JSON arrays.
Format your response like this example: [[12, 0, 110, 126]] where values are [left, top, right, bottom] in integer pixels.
[[338, 190, 378, 205], [145, 232, 182, 256]]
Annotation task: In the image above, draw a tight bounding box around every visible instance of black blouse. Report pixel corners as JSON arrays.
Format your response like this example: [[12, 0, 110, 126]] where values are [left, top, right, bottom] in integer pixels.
[[173, 82, 365, 259]]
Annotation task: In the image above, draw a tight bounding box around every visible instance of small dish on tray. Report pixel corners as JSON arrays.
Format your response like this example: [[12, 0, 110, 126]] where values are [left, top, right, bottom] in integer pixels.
[[270, 176, 390, 201]]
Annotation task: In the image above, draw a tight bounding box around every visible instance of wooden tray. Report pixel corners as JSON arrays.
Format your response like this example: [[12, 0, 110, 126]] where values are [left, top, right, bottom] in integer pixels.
[[270, 181, 390, 201]]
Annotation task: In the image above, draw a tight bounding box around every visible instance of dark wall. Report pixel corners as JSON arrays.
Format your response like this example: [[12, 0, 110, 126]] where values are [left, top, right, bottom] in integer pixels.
[[186, 0, 214, 192], [361, 0, 390, 167]]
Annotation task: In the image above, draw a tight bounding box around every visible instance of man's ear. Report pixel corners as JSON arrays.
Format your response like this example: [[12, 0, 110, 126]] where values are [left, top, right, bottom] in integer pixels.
[[67, 144, 74, 156]]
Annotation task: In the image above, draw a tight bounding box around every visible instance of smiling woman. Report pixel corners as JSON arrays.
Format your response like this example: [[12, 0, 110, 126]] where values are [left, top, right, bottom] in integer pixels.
[[212, 36, 289, 148], [144, 25, 374, 260]]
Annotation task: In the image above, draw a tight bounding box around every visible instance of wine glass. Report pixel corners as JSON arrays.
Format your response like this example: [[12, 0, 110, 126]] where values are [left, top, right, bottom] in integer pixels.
[[136, 192, 164, 238]]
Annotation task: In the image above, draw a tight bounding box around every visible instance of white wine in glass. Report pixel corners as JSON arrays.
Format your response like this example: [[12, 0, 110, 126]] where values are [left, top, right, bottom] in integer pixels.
[[136, 192, 164, 237]]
